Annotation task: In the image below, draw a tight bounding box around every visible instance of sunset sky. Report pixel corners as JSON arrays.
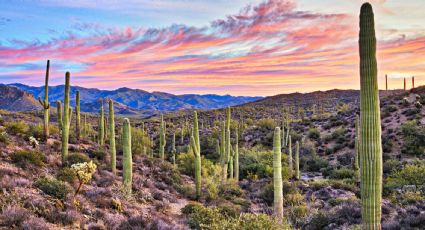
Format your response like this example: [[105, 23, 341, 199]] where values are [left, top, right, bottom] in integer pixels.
[[1, 0, 424, 96]]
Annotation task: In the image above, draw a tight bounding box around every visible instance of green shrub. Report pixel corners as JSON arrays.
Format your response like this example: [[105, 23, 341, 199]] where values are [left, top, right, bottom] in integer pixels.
[[386, 162, 425, 195], [29, 124, 44, 140], [303, 155, 329, 172], [260, 181, 296, 206], [35, 177, 70, 200], [400, 121, 425, 156], [5, 121, 29, 135], [383, 159, 401, 175], [66, 153, 91, 165], [308, 127, 321, 140], [329, 168, 356, 180], [11, 150, 46, 167], [57, 167, 77, 184], [0, 131, 10, 144], [256, 118, 277, 130]]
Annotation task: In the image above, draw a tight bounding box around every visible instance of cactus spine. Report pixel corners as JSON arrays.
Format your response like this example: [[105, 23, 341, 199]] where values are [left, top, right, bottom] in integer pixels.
[[122, 118, 132, 194], [61, 72, 71, 162], [109, 100, 116, 174], [98, 101, 104, 145], [273, 127, 283, 222], [38, 60, 50, 140], [75, 90, 81, 140], [234, 126, 239, 181], [295, 141, 300, 180], [190, 111, 201, 199], [359, 3, 383, 229], [172, 132, 176, 165], [57, 101, 62, 131], [159, 114, 166, 160], [288, 135, 293, 178]]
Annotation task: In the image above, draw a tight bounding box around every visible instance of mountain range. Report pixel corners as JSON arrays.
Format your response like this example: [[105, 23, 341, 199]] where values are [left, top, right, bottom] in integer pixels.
[[0, 83, 262, 116]]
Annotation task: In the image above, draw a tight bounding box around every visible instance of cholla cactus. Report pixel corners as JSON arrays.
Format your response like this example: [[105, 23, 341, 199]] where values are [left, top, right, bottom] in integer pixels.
[[29, 136, 39, 149], [71, 160, 97, 196]]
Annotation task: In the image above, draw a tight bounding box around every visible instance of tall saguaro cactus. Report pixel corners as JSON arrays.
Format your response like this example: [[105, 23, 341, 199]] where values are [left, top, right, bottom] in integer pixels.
[[172, 132, 176, 165], [295, 141, 300, 180], [38, 60, 50, 140], [359, 3, 383, 229], [273, 127, 283, 222], [225, 107, 231, 179], [234, 126, 239, 181], [57, 101, 62, 131], [220, 121, 227, 184], [75, 90, 81, 140], [61, 72, 71, 162], [98, 101, 105, 145], [159, 114, 166, 160], [122, 118, 132, 194], [190, 111, 201, 199], [109, 100, 116, 174], [288, 135, 293, 178]]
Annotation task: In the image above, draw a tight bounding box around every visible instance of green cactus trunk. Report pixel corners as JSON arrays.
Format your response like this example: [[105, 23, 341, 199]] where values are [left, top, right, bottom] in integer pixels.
[[109, 100, 116, 175], [234, 126, 239, 181], [273, 127, 283, 222], [288, 135, 293, 178], [190, 111, 201, 199], [220, 121, 227, 185], [38, 60, 50, 141], [281, 120, 285, 151], [122, 118, 132, 194], [172, 132, 176, 165], [225, 107, 231, 179], [295, 141, 300, 180], [57, 101, 62, 131], [75, 90, 81, 141], [359, 3, 383, 229], [98, 101, 104, 145], [61, 72, 71, 162], [229, 145, 234, 180], [159, 114, 166, 160], [180, 127, 184, 145], [83, 113, 87, 138]]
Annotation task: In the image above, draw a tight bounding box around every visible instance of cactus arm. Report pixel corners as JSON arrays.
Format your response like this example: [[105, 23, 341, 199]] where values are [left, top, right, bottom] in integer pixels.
[[61, 72, 70, 162]]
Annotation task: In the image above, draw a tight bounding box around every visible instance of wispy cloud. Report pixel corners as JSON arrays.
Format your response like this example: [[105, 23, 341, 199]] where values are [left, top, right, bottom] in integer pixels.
[[0, 0, 424, 95]]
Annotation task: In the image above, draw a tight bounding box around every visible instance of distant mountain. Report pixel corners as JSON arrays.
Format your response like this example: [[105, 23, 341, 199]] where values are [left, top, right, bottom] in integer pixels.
[[0, 85, 41, 111], [3, 83, 262, 114]]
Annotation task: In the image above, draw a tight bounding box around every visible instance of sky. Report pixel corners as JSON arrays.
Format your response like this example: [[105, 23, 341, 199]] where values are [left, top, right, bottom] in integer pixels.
[[0, 0, 424, 96]]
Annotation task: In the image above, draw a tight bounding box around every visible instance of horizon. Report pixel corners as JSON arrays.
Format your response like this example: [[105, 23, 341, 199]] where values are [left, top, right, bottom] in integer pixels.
[[1, 0, 425, 96]]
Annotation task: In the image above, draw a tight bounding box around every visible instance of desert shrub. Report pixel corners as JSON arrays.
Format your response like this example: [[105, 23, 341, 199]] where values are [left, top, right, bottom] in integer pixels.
[[0, 205, 31, 227], [329, 168, 356, 180], [383, 159, 401, 175], [382, 136, 393, 153], [302, 154, 329, 172], [284, 192, 305, 207], [0, 131, 10, 144], [400, 120, 425, 156], [260, 181, 296, 206], [386, 162, 425, 195], [219, 180, 243, 200], [57, 167, 77, 184], [239, 146, 289, 180], [177, 153, 216, 177], [29, 124, 44, 140], [256, 118, 277, 130], [306, 212, 332, 230], [11, 150, 46, 167], [5, 121, 29, 135], [337, 153, 352, 166], [331, 127, 347, 144], [89, 149, 107, 161], [182, 202, 286, 230], [66, 152, 91, 165], [35, 177, 70, 200], [308, 127, 320, 140]]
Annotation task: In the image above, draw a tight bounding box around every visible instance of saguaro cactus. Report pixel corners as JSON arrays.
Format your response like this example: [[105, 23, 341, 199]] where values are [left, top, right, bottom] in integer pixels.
[[295, 141, 300, 180], [190, 111, 201, 199], [412, 76, 415, 89], [57, 101, 62, 131], [172, 132, 176, 165], [229, 145, 234, 179], [122, 118, 132, 194], [75, 91, 81, 140], [359, 3, 383, 229], [354, 115, 360, 176], [98, 101, 105, 145], [38, 60, 50, 140], [61, 72, 71, 162], [403, 77, 406, 90], [159, 114, 166, 160], [234, 126, 239, 181], [288, 135, 293, 178], [273, 127, 283, 222], [226, 107, 231, 178], [109, 100, 116, 174], [385, 74, 388, 91], [220, 121, 227, 184]]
